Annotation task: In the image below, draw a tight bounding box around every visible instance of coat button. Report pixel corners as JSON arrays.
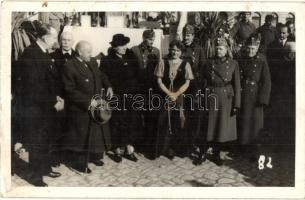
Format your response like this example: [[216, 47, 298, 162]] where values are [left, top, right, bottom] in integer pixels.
[[212, 65, 215, 68], [224, 89, 226, 92], [224, 78, 228, 81], [85, 79, 89, 82], [226, 65, 229, 69], [212, 71, 215, 74], [212, 77, 214, 80], [254, 64, 257, 67], [253, 70, 256, 72], [226, 72, 229, 75]]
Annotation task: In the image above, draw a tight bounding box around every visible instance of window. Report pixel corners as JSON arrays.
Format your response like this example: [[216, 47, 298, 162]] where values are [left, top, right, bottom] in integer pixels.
[[252, 12, 261, 28], [286, 12, 295, 23], [271, 12, 278, 25]]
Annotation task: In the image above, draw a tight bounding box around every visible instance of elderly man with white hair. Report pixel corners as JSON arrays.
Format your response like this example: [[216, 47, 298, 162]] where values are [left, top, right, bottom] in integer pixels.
[[50, 31, 77, 166], [61, 40, 113, 173]]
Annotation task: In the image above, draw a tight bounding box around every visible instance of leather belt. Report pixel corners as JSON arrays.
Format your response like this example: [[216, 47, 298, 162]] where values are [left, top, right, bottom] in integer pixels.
[[208, 82, 231, 87]]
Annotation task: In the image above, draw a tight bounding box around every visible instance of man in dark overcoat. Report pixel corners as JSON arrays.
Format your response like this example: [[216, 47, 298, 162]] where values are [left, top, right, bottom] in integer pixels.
[[50, 31, 77, 165], [238, 36, 271, 156], [61, 41, 112, 173], [201, 36, 241, 166], [131, 29, 160, 158], [18, 23, 62, 186]]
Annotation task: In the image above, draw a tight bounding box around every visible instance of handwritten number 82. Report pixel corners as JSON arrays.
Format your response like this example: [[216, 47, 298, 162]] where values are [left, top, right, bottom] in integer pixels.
[[258, 155, 273, 170]]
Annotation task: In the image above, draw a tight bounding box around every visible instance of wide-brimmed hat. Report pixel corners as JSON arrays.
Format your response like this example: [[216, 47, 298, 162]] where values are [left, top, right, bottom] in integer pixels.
[[110, 33, 130, 47], [88, 96, 112, 125]]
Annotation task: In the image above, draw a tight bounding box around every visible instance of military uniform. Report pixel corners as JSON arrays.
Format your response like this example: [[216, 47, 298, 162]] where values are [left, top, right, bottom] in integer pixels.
[[131, 35, 161, 155], [230, 21, 256, 45], [202, 57, 241, 143], [238, 53, 271, 144]]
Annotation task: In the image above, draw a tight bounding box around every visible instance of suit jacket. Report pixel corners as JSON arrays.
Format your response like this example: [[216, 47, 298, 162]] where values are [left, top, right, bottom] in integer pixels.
[[62, 57, 111, 112], [131, 44, 160, 91], [18, 42, 58, 147], [61, 57, 112, 153], [51, 48, 77, 96]]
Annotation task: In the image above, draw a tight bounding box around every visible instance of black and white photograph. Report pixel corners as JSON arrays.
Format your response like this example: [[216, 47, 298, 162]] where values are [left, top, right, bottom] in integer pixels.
[[1, 1, 304, 199]]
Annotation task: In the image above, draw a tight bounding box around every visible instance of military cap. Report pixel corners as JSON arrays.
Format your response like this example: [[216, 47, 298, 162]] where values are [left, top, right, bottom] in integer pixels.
[[143, 29, 155, 39], [183, 24, 195, 35], [215, 36, 228, 47]]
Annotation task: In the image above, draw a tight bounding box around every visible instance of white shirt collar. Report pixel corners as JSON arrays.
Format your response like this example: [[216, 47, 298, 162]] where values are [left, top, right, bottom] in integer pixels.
[[62, 49, 72, 55], [280, 38, 287, 45], [36, 40, 47, 53]]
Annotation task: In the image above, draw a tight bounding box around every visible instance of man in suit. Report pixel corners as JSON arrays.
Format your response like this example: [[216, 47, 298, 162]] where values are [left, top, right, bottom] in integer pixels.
[[266, 24, 295, 149], [61, 41, 113, 173], [267, 23, 292, 71], [50, 31, 76, 165], [131, 29, 160, 158], [18, 23, 62, 186]]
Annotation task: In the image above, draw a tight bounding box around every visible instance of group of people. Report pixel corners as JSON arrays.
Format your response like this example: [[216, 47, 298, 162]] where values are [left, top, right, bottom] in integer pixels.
[[12, 12, 295, 186]]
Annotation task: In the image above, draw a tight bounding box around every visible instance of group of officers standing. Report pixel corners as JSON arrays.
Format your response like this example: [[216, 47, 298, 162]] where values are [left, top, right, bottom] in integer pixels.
[[13, 12, 295, 186]]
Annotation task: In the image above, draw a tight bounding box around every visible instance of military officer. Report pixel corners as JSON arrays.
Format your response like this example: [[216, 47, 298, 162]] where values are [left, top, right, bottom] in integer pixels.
[[131, 29, 161, 158], [181, 24, 207, 162], [201, 36, 241, 166], [238, 36, 271, 157]]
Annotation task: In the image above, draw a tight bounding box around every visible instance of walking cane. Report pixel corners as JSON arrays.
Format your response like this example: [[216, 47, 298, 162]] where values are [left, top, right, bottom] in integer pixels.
[[85, 64, 97, 174], [167, 78, 174, 135]]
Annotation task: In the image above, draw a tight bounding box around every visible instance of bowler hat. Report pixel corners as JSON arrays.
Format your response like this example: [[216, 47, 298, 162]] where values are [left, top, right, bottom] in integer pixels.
[[110, 34, 130, 47]]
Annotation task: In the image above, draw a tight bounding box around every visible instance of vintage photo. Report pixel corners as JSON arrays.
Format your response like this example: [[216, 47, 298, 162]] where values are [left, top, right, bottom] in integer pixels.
[[1, 1, 304, 198]]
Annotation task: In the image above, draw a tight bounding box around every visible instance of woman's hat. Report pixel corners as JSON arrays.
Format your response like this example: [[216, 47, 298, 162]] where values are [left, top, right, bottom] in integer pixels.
[[110, 34, 130, 47]]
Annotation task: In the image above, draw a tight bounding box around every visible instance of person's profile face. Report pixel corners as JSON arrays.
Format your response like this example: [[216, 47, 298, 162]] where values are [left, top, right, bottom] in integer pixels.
[[143, 37, 155, 47], [43, 28, 58, 49], [169, 45, 182, 59], [80, 44, 92, 62]]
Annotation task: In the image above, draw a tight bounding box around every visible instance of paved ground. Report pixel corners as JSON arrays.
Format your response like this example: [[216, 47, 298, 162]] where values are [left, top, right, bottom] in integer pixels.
[[11, 146, 295, 187]]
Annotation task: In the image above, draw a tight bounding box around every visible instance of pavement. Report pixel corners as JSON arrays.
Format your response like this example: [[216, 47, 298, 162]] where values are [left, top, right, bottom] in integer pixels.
[[11, 146, 295, 187]]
